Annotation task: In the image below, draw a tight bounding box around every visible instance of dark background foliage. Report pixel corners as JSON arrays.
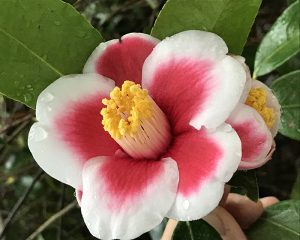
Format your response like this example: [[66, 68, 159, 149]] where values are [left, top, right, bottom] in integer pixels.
[[0, 0, 299, 239]]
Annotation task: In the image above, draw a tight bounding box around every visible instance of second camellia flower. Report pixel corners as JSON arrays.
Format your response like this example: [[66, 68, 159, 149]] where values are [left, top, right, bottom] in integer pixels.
[[28, 30, 280, 239]]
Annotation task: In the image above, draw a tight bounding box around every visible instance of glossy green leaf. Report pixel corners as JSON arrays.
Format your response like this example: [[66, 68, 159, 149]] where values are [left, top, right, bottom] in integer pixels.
[[291, 169, 300, 200], [246, 200, 300, 240], [151, 0, 261, 54], [270, 70, 300, 140], [173, 220, 221, 240], [0, 0, 103, 108], [228, 170, 259, 201], [254, 1, 300, 77]]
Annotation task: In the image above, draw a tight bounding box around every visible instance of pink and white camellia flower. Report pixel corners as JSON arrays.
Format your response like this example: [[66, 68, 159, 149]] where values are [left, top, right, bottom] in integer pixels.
[[29, 30, 260, 239], [226, 57, 281, 170]]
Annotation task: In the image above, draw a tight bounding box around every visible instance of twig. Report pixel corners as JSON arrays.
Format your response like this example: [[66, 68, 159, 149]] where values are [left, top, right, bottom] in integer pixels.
[[100, 0, 145, 27], [56, 184, 66, 240], [0, 170, 44, 239], [0, 164, 35, 181], [0, 119, 32, 154], [0, 113, 33, 134], [25, 200, 78, 240]]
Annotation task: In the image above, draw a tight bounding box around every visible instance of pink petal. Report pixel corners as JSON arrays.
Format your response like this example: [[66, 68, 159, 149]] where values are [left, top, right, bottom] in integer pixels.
[[227, 104, 273, 170], [80, 156, 178, 239], [142, 30, 246, 133], [76, 189, 83, 206], [251, 80, 281, 137], [165, 124, 241, 220], [28, 74, 119, 189], [83, 33, 159, 86]]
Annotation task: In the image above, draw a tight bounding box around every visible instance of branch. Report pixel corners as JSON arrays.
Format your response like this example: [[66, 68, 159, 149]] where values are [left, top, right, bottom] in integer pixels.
[[0, 113, 33, 134], [56, 184, 66, 240], [25, 200, 78, 240], [0, 170, 44, 239], [0, 118, 32, 154]]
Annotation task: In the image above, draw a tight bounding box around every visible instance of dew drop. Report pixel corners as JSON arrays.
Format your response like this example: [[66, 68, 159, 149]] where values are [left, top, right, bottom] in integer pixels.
[[183, 200, 190, 210], [54, 21, 61, 26], [29, 126, 48, 142], [40, 92, 54, 103], [77, 31, 86, 38], [24, 93, 33, 102]]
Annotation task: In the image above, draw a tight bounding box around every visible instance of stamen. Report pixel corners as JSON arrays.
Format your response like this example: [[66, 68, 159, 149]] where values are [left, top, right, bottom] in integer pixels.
[[246, 87, 275, 129], [101, 81, 171, 159]]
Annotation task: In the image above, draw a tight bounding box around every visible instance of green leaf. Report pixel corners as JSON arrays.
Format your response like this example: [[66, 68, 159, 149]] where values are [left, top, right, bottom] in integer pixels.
[[270, 70, 300, 140], [173, 220, 221, 240], [287, 0, 297, 5], [151, 0, 261, 54], [0, 0, 103, 109], [228, 170, 259, 201], [291, 169, 300, 200], [254, 1, 300, 77], [246, 200, 300, 240]]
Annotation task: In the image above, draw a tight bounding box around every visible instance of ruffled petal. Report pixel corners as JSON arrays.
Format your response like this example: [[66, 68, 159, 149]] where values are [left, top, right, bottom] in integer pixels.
[[142, 30, 246, 133], [165, 124, 241, 220], [227, 104, 273, 170], [83, 33, 159, 86], [251, 80, 281, 137], [28, 74, 119, 188], [80, 156, 178, 239]]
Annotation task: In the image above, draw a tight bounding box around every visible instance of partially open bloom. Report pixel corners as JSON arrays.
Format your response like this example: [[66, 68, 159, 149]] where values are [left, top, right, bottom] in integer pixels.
[[226, 57, 281, 169], [29, 31, 259, 239]]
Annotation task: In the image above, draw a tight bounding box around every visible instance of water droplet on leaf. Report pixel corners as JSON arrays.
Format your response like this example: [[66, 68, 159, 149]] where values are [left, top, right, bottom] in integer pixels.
[[24, 93, 33, 102]]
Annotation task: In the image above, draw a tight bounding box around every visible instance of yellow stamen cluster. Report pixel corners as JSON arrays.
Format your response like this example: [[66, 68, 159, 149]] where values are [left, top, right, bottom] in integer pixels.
[[101, 81, 153, 139], [246, 87, 275, 129]]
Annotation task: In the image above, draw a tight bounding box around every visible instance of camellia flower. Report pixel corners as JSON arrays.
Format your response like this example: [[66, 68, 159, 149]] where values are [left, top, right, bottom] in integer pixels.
[[28, 30, 278, 239], [226, 57, 281, 170]]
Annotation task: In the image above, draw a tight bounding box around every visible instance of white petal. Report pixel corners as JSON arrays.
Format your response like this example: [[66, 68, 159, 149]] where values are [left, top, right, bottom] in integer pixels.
[[81, 156, 178, 240], [166, 124, 241, 220], [83, 33, 159, 86], [227, 104, 273, 170], [251, 80, 281, 137], [142, 30, 246, 131], [28, 74, 116, 189], [231, 55, 252, 103]]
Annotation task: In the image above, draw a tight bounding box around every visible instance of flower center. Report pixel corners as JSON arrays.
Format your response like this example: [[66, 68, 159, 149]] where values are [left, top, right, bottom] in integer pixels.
[[101, 81, 171, 159], [245, 87, 275, 129]]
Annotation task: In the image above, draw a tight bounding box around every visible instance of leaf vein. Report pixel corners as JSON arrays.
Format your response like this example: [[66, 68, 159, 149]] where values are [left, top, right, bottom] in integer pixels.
[[0, 27, 63, 77], [261, 217, 300, 236]]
